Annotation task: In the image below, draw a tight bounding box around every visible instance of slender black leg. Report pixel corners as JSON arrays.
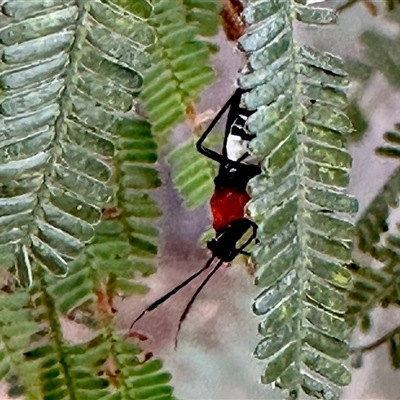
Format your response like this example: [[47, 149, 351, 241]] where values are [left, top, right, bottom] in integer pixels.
[[129, 257, 215, 331], [174, 259, 224, 349], [196, 89, 244, 165]]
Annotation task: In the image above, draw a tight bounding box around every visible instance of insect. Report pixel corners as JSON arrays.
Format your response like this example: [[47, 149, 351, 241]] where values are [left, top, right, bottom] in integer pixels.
[[129, 88, 260, 346]]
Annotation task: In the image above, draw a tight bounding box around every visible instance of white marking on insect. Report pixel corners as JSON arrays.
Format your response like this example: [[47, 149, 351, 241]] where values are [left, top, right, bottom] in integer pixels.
[[226, 115, 253, 163], [227, 134, 249, 162]]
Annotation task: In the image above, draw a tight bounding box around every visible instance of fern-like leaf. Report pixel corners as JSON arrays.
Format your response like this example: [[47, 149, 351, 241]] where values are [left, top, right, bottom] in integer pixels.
[[0, 292, 42, 399], [0, 0, 153, 284], [346, 263, 393, 324], [23, 277, 112, 400], [27, 274, 175, 400], [45, 118, 162, 315], [357, 166, 400, 259], [112, 334, 176, 400], [0, 1, 175, 398], [24, 276, 176, 400], [378, 227, 400, 306], [239, 1, 357, 397], [167, 138, 217, 209], [140, 0, 216, 142], [183, 0, 221, 37]]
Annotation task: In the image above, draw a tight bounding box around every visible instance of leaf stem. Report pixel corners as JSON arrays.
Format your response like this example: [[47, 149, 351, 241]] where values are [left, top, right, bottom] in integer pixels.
[[337, 0, 358, 12], [351, 325, 400, 354]]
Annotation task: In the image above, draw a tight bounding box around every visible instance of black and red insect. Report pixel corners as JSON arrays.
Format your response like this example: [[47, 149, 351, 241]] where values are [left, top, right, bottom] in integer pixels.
[[129, 88, 260, 345]]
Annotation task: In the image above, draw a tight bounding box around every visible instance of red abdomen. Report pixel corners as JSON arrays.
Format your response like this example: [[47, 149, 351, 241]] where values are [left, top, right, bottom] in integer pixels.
[[210, 187, 250, 232]]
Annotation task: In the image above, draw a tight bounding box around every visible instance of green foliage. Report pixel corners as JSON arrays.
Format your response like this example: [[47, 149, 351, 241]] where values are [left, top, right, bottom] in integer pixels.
[[342, 11, 400, 144], [18, 274, 175, 400], [114, 119, 162, 290], [345, 100, 369, 142], [0, 292, 42, 398], [390, 331, 400, 368], [352, 120, 400, 369], [199, 226, 215, 248], [183, 0, 221, 37], [23, 278, 112, 400], [346, 8, 400, 89], [356, 166, 400, 260], [40, 117, 163, 315], [34, 115, 169, 397], [238, 1, 357, 397], [0, 0, 176, 398], [351, 325, 400, 372], [376, 123, 400, 159], [113, 335, 176, 400], [346, 262, 393, 324], [359, 29, 400, 88], [0, 0, 158, 284], [140, 0, 218, 142], [45, 118, 162, 315], [167, 138, 217, 209], [110, 0, 153, 18]]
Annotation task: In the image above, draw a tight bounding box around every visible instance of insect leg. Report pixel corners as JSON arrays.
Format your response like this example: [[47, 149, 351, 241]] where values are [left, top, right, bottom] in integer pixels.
[[129, 257, 215, 331], [197, 89, 244, 164], [174, 258, 224, 349]]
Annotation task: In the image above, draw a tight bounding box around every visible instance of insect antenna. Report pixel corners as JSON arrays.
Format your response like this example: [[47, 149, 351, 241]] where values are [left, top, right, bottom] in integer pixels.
[[129, 256, 216, 331], [174, 258, 224, 349]]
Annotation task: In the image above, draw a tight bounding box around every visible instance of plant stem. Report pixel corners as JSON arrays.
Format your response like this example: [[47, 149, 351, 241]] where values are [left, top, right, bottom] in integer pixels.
[[337, 0, 358, 12], [351, 325, 400, 354]]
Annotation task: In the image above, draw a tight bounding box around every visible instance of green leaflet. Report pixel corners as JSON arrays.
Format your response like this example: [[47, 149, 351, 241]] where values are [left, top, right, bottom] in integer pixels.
[[183, 0, 221, 37], [20, 274, 176, 400], [19, 277, 113, 400], [357, 166, 400, 260], [346, 262, 393, 322], [45, 118, 162, 313], [376, 123, 400, 159], [115, 119, 162, 284], [359, 29, 400, 88], [140, 0, 217, 142], [390, 332, 400, 369], [110, 0, 153, 19], [356, 121, 400, 313], [113, 336, 176, 400], [0, 1, 176, 399], [167, 138, 217, 209], [0, 292, 42, 399], [239, 1, 358, 398], [345, 100, 369, 142], [0, 0, 155, 284]]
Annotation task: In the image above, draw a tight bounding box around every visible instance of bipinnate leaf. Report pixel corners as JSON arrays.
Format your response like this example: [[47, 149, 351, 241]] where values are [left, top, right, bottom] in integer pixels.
[[167, 139, 217, 209], [357, 167, 400, 260], [0, 0, 154, 285], [140, 0, 217, 142], [238, 1, 357, 398]]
